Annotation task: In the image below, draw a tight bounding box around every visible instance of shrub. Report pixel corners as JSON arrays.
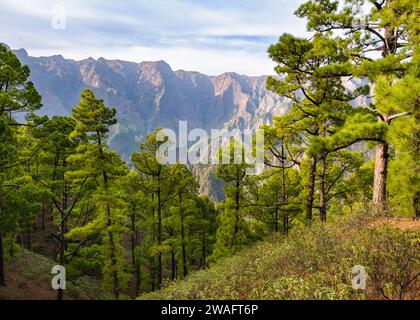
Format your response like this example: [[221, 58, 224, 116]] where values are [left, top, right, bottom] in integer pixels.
[[139, 213, 419, 300], [350, 225, 420, 299]]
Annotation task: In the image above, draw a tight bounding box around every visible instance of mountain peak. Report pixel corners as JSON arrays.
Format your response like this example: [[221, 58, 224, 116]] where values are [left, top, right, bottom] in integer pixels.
[[13, 48, 29, 58], [50, 54, 65, 61], [137, 60, 174, 86], [139, 60, 172, 72]]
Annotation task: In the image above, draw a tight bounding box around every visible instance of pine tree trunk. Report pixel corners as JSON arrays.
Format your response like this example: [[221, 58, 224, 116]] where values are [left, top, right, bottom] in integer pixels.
[[107, 212, 120, 300], [135, 262, 141, 297], [274, 209, 279, 233], [130, 211, 142, 296], [413, 125, 420, 219], [281, 144, 289, 234], [57, 216, 65, 300], [319, 156, 327, 222], [57, 159, 68, 301], [57, 236, 65, 301], [179, 193, 188, 278], [234, 179, 240, 235], [282, 214, 289, 235], [201, 228, 206, 268], [26, 226, 31, 250], [62, 159, 68, 251], [0, 233, 5, 287], [130, 209, 137, 273], [415, 192, 420, 219], [372, 142, 389, 214], [151, 260, 156, 292], [371, 18, 396, 214], [131, 225, 136, 267], [171, 249, 176, 281], [150, 194, 156, 292], [9, 239, 14, 258], [306, 157, 317, 222], [181, 219, 187, 278], [98, 133, 120, 299], [41, 202, 45, 231], [156, 185, 162, 289], [104, 191, 120, 299]]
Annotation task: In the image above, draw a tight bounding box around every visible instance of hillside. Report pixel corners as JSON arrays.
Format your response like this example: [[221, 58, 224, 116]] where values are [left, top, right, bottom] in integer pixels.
[[139, 214, 420, 300], [0, 250, 103, 300], [1, 215, 417, 300]]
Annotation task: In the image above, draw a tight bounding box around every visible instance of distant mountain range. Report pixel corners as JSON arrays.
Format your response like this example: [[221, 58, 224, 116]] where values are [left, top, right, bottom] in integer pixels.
[[14, 49, 291, 161], [11, 48, 294, 199]]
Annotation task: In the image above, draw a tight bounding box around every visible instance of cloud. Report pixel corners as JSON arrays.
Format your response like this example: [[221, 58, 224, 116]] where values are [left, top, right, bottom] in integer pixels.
[[0, 0, 309, 75]]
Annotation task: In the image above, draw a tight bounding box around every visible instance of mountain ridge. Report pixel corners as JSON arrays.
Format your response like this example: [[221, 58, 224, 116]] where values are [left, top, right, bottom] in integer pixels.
[[13, 49, 290, 160]]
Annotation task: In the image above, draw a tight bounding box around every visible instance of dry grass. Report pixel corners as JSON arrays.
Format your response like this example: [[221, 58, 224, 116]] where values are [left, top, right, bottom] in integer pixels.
[[370, 217, 420, 231]]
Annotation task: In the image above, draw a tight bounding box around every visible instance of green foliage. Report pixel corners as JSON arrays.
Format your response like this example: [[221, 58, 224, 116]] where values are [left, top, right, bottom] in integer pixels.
[[0, 44, 42, 117], [0, 0, 419, 300], [130, 131, 218, 290], [66, 244, 102, 279], [139, 212, 419, 300], [351, 225, 420, 299], [294, 0, 420, 212], [66, 89, 130, 298], [208, 141, 256, 263]]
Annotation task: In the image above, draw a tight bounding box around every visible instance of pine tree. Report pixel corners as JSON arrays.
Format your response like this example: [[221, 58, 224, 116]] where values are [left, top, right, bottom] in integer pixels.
[[0, 44, 42, 287], [131, 130, 174, 289], [30, 115, 93, 300], [267, 34, 365, 221], [295, 0, 419, 212], [261, 124, 305, 230], [66, 89, 129, 299], [256, 168, 302, 235], [193, 195, 217, 268], [170, 163, 199, 278], [118, 171, 148, 296], [209, 141, 253, 263]]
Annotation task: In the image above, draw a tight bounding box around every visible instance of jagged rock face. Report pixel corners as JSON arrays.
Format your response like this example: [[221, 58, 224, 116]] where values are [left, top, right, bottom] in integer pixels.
[[14, 50, 290, 159]]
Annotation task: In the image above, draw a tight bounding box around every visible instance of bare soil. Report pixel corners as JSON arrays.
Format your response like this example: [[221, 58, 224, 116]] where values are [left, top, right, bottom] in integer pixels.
[[370, 217, 420, 231]]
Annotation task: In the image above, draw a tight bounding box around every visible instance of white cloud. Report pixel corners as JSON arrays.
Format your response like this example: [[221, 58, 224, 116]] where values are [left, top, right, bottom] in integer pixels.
[[0, 0, 309, 75]]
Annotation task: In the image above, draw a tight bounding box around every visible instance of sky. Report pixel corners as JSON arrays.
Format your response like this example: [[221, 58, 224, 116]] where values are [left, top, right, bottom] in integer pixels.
[[0, 0, 309, 75]]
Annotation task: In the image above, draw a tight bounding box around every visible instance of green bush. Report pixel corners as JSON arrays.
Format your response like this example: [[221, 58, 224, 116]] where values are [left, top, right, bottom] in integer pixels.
[[139, 212, 419, 300], [350, 225, 420, 299]]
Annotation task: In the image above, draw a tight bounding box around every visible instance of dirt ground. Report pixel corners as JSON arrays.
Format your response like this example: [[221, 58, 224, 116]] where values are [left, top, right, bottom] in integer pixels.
[[0, 251, 57, 300], [0, 250, 102, 300], [370, 217, 420, 231]]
